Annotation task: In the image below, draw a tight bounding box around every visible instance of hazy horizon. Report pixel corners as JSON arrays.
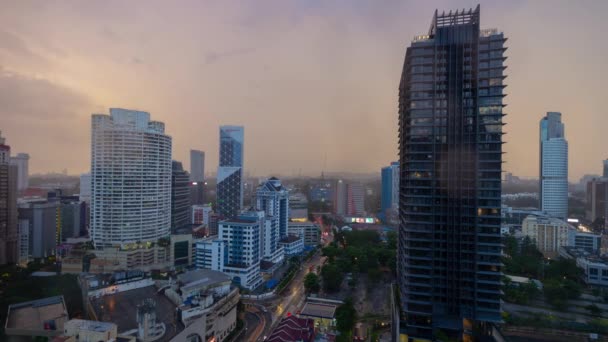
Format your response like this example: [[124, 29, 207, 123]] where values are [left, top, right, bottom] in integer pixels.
[[2, 0, 608, 181]]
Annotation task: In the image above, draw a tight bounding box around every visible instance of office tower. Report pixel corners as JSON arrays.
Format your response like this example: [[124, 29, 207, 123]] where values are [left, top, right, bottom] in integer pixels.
[[218, 211, 264, 289], [190, 150, 205, 182], [346, 183, 365, 216], [192, 204, 213, 226], [398, 7, 504, 339], [91, 109, 172, 248], [0, 131, 18, 265], [216, 126, 244, 218], [586, 176, 608, 222], [10, 153, 29, 191], [381, 162, 400, 214], [333, 179, 346, 215], [171, 161, 191, 229], [539, 112, 568, 219], [288, 192, 309, 221], [256, 178, 289, 263], [604, 159, 608, 178], [79, 173, 91, 203], [18, 200, 59, 259], [56, 196, 86, 241]]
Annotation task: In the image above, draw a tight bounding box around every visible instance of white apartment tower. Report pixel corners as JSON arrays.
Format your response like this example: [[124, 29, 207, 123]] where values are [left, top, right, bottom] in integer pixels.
[[91, 109, 172, 248]]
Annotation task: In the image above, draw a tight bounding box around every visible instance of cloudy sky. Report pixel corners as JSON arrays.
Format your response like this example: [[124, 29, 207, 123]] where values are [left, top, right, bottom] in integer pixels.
[[1, 0, 607, 180]]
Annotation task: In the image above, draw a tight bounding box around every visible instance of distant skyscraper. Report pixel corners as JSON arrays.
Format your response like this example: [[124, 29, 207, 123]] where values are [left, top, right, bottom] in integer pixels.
[[381, 162, 399, 214], [190, 150, 205, 182], [171, 161, 191, 229], [603, 159, 608, 178], [79, 173, 91, 203], [333, 180, 346, 215], [398, 7, 504, 339], [0, 131, 18, 265], [539, 112, 568, 219], [346, 183, 365, 216], [256, 177, 289, 263], [91, 109, 172, 248], [217, 126, 244, 218], [10, 153, 29, 191]]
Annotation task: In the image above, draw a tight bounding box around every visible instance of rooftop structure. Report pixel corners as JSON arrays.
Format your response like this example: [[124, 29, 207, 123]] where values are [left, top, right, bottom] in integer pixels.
[[5, 296, 69, 338], [267, 316, 315, 342]]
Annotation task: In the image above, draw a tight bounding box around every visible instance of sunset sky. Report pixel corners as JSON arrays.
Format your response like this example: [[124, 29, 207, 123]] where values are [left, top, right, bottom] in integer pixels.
[[1, 0, 607, 180]]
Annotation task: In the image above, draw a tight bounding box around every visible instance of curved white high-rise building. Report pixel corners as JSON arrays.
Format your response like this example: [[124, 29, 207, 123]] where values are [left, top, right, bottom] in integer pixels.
[[539, 112, 568, 219], [91, 108, 172, 248]]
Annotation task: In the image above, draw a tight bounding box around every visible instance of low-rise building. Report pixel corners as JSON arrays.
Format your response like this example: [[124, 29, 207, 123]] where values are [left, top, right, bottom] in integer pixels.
[[560, 247, 608, 287], [268, 316, 315, 342], [522, 215, 572, 258], [279, 235, 304, 256], [164, 269, 239, 342], [62, 319, 125, 342], [568, 229, 601, 252], [195, 236, 226, 271], [5, 296, 69, 340], [288, 221, 320, 246]]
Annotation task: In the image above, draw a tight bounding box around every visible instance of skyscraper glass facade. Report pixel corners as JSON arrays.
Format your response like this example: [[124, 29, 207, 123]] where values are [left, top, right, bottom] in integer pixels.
[[217, 126, 244, 218], [398, 6, 504, 339]]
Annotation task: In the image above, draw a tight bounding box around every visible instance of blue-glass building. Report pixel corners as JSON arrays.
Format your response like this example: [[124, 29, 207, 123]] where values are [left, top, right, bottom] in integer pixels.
[[381, 162, 399, 214], [217, 126, 244, 218], [539, 112, 568, 219], [398, 6, 504, 340]]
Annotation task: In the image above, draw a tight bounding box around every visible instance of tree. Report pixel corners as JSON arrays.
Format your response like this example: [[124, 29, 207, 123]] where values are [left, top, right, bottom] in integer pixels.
[[321, 263, 343, 292], [586, 304, 602, 316], [335, 298, 357, 334], [503, 235, 518, 257], [304, 273, 320, 293], [387, 231, 397, 250]]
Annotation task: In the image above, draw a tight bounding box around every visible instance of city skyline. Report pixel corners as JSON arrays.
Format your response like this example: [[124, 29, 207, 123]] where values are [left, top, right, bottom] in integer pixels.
[[2, 1, 608, 180]]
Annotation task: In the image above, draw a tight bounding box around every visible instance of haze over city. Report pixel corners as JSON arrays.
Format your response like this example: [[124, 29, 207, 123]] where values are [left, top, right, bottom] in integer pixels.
[[2, 0, 608, 178]]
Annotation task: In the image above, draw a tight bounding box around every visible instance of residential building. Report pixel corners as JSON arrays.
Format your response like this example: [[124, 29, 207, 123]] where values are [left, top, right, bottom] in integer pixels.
[[398, 7, 504, 338], [381, 162, 400, 214], [10, 152, 29, 191], [171, 161, 191, 229], [539, 112, 568, 219], [586, 176, 608, 222], [522, 215, 571, 258], [218, 211, 264, 289], [289, 192, 309, 221], [346, 183, 365, 217], [0, 131, 18, 265], [217, 126, 244, 218], [18, 199, 59, 259], [190, 149, 205, 183], [192, 204, 213, 226], [279, 235, 304, 256], [288, 221, 320, 246], [255, 177, 289, 263], [91, 109, 172, 248]]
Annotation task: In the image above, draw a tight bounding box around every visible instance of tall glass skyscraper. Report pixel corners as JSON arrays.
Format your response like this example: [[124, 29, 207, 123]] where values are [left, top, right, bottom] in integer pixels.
[[398, 6, 504, 339], [171, 160, 191, 229], [539, 112, 568, 219], [91, 109, 172, 248], [381, 161, 400, 214], [217, 126, 244, 218]]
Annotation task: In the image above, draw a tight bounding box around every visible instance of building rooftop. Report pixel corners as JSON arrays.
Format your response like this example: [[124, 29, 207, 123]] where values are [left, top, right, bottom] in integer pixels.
[[268, 316, 315, 342], [280, 235, 302, 244], [300, 302, 337, 319], [65, 319, 115, 332], [177, 269, 231, 289], [5, 296, 69, 335]]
